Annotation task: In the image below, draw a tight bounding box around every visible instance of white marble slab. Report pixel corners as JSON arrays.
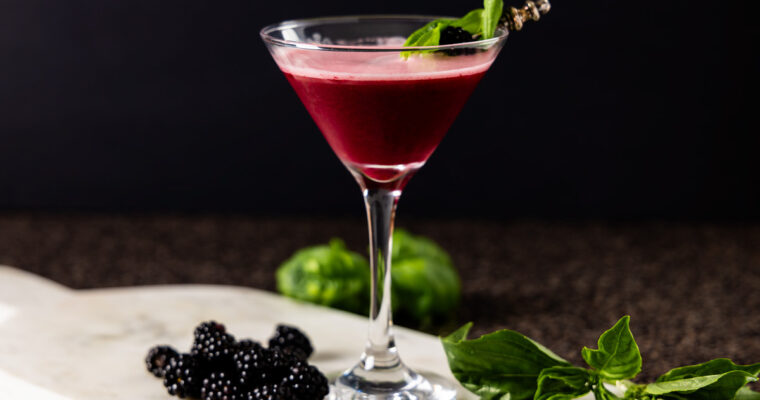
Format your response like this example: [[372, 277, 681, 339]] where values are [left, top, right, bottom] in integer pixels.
[[0, 266, 605, 400], [0, 266, 475, 399]]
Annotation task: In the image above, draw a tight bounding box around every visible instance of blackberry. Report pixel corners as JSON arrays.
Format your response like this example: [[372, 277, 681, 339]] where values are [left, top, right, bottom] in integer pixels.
[[236, 339, 263, 352], [163, 353, 206, 398], [439, 26, 473, 45], [438, 26, 476, 56], [268, 325, 313, 360], [234, 346, 294, 388], [202, 371, 244, 400], [277, 361, 329, 400], [192, 321, 237, 364], [146, 345, 179, 378], [245, 384, 280, 400]]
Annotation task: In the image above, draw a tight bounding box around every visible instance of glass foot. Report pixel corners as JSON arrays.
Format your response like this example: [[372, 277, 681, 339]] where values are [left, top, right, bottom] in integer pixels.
[[328, 366, 457, 400]]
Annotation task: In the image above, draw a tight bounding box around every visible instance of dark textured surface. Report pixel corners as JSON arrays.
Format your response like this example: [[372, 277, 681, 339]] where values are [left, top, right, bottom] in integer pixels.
[[1, 213, 759, 383]]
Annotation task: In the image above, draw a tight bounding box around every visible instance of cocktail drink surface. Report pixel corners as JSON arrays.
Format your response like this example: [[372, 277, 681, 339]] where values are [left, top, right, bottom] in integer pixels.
[[262, 16, 508, 399], [279, 46, 493, 184]]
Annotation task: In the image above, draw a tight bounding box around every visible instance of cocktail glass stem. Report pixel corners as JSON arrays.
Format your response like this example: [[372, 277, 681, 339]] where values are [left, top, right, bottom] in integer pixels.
[[335, 180, 431, 395], [362, 187, 400, 370]]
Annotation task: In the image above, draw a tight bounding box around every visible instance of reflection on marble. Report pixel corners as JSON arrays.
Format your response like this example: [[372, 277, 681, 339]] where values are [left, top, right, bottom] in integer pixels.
[[0, 303, 16, 325], [0, 266, 475, 399]]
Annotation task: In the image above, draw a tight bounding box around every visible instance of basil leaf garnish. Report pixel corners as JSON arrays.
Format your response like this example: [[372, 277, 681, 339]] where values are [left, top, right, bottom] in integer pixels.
[[534, 366, 592, 400], [402, 0, 504, 57], [449, 9, 484, 34], [482, 0, 504, 39], [441, 316, 759, 400], [644, 371, 757, 399], [441, 323, 569, 400], [581, 316, 642, 381], [401, 19, 452, 58], [736, 386, 760, 400], [402, 19, 452, 47], [656, 359, 760, 383]]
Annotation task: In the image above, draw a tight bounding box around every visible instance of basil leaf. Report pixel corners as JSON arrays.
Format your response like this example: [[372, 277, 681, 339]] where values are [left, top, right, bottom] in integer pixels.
[[482, 0, 504, 39], [401, 20, 449, 58], [442, 323, 570, 400], [402, 1, 492, 57], [403, 19, 452, 47], [595, 386, 623, 400], [656, 359, 760, 383], [445, 322, 472, 343], [276, 239, 369, 314], [416, 26, 442, 48], [534, 366, 592, 400], [643, 371, 757, 399], [390, 229, 461, 327], [449, 9, 484, 35], [736, 387, 760, 400], [581, 316, 642, 381]]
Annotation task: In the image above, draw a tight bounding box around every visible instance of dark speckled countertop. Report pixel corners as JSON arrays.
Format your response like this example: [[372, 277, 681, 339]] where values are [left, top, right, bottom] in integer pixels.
[[1, 213, 759, 383]]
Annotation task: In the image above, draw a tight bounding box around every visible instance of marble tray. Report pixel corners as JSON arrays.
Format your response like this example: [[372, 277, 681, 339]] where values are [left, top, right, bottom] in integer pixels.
[[0, 266, 605, 400], [0, 265, 477, 399]]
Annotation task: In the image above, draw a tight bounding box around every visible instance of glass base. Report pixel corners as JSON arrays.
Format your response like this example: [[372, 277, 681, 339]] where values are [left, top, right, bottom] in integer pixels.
[[328, 367, 457, 400]]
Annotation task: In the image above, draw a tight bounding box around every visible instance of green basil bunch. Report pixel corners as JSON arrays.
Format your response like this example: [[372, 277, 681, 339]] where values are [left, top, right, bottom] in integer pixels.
[[276, 230, 461, 328], [443, 316, 760, 400], [276, 239, 370, 314]]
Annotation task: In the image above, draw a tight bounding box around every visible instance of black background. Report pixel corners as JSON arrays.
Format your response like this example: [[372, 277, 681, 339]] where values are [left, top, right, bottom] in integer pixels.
[[0, 0, 757, 219]]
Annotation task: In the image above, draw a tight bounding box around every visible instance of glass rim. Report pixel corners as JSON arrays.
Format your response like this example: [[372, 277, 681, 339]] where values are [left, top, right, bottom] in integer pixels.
[[260, 15, 509, 52]]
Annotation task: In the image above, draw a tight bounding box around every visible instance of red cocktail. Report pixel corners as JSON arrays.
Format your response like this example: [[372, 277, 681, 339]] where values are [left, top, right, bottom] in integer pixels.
[[280, 48, 491, 185]]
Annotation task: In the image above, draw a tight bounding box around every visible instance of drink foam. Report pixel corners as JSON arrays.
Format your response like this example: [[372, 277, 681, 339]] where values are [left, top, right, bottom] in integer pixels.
[[272, 38, 496, 81]]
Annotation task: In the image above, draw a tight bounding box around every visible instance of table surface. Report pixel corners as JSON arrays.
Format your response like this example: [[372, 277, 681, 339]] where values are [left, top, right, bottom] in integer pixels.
[[1, 213, 758, 383]]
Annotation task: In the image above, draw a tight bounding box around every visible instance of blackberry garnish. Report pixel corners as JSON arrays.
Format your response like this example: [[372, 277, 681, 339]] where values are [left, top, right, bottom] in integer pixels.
[[236, 339, 263, 352], [245, 383, 280, 400], [192, 321, 237, 364], [146, 345, 179, 378], [201, 371, 243, 400], [147, 322, 328, 399], [268, 324, 314, 360], [163, 353, 206, 398], [438, 26, 477, 55], [234, 346, 294, 388], [277, 361, 329, 400]]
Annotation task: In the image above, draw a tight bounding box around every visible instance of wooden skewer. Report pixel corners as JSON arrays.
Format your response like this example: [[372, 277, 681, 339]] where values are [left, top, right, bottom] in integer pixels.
[[501, 0, 551, 32]]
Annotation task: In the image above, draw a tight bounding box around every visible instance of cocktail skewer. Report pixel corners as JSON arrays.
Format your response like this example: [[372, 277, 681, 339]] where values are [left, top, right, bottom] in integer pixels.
[[502, 0, 551, 32]]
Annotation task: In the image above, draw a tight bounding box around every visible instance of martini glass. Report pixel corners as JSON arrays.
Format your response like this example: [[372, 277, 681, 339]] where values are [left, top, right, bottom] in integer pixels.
[[262, 16, 508, 399]]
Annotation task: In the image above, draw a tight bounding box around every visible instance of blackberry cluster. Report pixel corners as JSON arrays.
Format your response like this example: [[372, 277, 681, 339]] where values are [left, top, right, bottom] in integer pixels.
[[146, 345, 180, 377], [438, 26, 477, 56], [164, 354, 207, 398], [278, 361, 329, 399], [201, 372, 242, 400], [269, 325, 313, 360], [145, 321, 328, 400], [191, 321, 237, 365]]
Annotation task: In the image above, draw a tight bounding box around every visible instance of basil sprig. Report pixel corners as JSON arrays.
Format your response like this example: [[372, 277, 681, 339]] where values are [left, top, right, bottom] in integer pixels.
[[581, 316, 642, 381], [481, 0, 504, 39], [442, 322, 570, 399], [442, 316, 760, 400], [535, 366, 593, 400], [401, 0, 504, 57], [736, 387, 760, 400]]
